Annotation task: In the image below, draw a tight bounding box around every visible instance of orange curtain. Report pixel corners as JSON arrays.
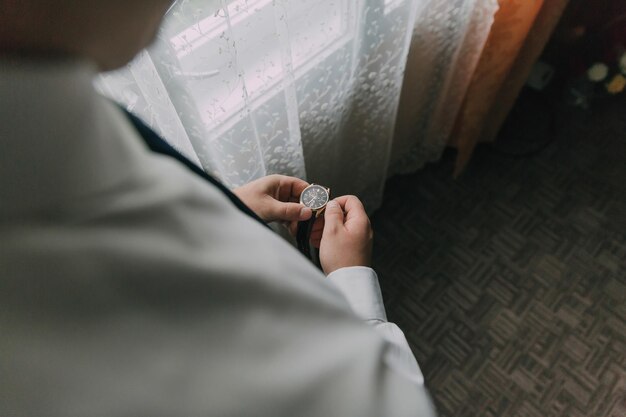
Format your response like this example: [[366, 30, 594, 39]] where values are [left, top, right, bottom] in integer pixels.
[[450, 0, 570, 175]]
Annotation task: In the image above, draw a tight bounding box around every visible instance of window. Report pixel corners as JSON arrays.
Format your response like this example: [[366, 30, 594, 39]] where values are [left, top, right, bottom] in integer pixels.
[[163, 0, 354, 131]]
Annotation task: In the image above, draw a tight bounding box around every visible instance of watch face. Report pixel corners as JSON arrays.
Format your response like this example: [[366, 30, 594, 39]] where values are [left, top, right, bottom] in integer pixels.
[[300, 184, 329, 210]]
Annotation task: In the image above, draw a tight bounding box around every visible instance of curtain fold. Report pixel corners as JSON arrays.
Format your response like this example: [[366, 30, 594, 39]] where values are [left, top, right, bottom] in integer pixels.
[[391, 0, 499, 177], [97, 0, 498, 211], [478, 0, 570, 153], [449, 0, 569, 175]]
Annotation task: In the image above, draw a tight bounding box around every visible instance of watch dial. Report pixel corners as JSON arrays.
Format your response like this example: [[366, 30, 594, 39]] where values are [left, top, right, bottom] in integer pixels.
[[300, 185, 329, 210]]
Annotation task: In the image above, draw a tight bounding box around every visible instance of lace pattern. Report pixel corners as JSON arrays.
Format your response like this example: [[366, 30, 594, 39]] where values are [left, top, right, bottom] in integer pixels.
[[97, 0, 497, 211]]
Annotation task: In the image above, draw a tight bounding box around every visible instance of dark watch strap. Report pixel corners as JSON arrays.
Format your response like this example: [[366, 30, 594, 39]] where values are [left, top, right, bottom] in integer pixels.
[[296, 217, 315, 259]]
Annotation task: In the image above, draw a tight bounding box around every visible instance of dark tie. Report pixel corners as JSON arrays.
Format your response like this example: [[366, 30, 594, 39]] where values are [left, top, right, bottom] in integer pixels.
[[121, 109, 269, 229]]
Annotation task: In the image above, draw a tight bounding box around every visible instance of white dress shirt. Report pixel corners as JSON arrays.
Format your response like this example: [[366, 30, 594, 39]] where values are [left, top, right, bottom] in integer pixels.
[[0, 59, 435, 417]]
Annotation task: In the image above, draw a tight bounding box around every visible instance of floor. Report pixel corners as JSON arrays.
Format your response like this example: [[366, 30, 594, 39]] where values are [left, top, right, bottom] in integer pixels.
[[371, 93, 626, 417]]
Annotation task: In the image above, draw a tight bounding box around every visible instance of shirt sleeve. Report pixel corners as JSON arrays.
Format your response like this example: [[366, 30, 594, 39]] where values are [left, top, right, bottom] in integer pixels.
[[327, 266, 425, 385]]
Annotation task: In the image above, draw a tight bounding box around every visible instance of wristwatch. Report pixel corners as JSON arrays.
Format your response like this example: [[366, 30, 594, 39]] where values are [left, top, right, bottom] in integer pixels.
[[297, 183, 331, 259]]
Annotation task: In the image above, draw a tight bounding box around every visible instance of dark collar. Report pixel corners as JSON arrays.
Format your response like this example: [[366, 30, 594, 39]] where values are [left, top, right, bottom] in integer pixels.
[[121, 108, 269, 229]]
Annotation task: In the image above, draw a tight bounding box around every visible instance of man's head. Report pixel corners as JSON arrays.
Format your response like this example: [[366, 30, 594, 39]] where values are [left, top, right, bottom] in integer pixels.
[[0, 0, 173, 70]]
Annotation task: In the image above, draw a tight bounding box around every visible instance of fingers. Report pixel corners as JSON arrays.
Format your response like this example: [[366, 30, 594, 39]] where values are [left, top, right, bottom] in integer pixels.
[[288, 220, 298, 237], [288, 217, 323, 243], [267, 201, 312, 223], [332, 195, 365, 218], [274, 175, 310, 203], [330, 195, 369, 231], [235, 175, 313, 223], [322, 199, 344, 234], [318, 195, 373, 274]]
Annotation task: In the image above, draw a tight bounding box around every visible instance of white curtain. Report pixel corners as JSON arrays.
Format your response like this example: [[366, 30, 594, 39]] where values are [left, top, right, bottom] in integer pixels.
[[98, 0, 498, 211]]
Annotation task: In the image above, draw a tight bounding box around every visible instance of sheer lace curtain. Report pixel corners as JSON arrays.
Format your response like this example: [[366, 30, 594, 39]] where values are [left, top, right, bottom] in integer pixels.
[[98, 0, 498, 211]]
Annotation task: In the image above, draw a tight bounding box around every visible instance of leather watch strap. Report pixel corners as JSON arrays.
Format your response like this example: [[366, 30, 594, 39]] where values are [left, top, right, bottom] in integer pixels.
[[296, 217, 315, 259]]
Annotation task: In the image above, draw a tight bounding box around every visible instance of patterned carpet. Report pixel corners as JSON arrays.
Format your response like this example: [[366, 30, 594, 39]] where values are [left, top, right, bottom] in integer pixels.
[[371, 94, 626, 417]]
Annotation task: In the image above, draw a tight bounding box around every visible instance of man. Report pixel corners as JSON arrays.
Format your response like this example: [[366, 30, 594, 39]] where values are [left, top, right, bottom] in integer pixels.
[[0, 1, 435, 415]]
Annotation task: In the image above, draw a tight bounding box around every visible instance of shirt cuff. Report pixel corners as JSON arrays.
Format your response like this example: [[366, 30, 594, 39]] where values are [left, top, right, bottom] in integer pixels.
[[326, 266, 387, 322]]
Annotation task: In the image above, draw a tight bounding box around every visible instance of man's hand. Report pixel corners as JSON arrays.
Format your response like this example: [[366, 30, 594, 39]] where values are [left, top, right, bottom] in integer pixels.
[[319, 195, 373, 275], [233, 175, 313, 224]]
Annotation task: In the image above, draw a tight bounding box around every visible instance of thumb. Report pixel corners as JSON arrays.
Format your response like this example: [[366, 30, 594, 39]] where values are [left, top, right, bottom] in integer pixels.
[[323, 200, 344, 232], [267, 201, 312, 222]]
